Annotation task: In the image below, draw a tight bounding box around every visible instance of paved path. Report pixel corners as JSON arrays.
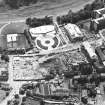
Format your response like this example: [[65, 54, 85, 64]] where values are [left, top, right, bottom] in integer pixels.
[[0, 56, 27, 105], [0, 0, 94, 23], [0, 0, 96, 104]]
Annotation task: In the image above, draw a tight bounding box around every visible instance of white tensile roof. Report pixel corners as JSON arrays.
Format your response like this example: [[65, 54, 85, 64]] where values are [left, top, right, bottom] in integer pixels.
[[7, 34, 18, 42], [29, 25, 55, 37]]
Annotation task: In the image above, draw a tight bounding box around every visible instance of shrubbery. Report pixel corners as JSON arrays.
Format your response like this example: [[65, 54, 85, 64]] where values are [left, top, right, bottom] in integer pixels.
[[4, 0, 105, 25], [57, 0, 104, 24], [1, 54, 9, 62], [26, 16, 53, 27]]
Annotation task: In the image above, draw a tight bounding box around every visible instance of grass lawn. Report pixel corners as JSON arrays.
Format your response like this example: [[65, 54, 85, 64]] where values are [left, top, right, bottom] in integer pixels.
[[1, 22, 27, 35], [0, 0, 94, 22], [0, 22, 30, 49], [0, 90, 6, 102]]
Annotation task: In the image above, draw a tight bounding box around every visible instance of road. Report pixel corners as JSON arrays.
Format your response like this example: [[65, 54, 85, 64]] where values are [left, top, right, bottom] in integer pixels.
[[0, 56, 27, 105], [0, 0, 96, 105]]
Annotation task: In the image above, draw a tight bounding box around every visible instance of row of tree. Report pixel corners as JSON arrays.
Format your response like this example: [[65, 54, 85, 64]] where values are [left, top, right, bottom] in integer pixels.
[[57, 0, 104, 24], [26, 16, 53, 27]]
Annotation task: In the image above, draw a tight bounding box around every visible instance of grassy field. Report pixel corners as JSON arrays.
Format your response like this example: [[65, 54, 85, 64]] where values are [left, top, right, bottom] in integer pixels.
[[1, 22, 27, 35], [0, 90, 6, 102], [0, 0, 94, 22], [0, 22, 30, 49]]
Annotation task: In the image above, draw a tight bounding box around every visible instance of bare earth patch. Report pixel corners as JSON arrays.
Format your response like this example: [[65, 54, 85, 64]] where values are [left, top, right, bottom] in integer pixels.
[[13, 56, 48, 81]]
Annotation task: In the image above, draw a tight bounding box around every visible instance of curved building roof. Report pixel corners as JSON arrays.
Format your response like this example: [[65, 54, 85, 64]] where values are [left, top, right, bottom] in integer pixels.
[[29, 25, 55, 37]]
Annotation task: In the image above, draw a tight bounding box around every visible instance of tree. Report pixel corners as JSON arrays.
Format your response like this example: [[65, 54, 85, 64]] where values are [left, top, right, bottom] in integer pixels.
[[7, 100, 12, 105], [22, 97, 26, 102], [14, 94, 20, 99], [44, 16, 53, 25], [26, 90, 32, 97], [26, 17, 32, 26], [72, 12, 81, 23], [40, 100, 44, 105], [5, 55, 9, 62], [55, 0, 105, 25], [81, 97, 88, 104], [88, 89, 97, 98], [19, 88, 25, 95], [63, 71, 77, 78], [67, 9, 73, 23], [6, 92, 10, 96], [91, 0, 104, 10], [21, 103, 25, 105], [84, 4, 92, 11], [56, 16, 61, 24], [13, 100, 20, 105], [79, 63, 93, 75], [1, 54, 9, 62], [44, 74, 54, 81]]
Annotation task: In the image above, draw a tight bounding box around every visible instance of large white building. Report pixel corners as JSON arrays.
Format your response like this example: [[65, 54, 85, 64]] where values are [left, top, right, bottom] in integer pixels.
[[64, 23, 84, 42], [82, 41, 98, 61]]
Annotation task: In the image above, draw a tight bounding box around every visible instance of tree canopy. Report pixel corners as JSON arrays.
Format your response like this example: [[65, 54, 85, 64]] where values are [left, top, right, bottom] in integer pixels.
[[26, 16, 53, 27], [57, 0, 104, 25]]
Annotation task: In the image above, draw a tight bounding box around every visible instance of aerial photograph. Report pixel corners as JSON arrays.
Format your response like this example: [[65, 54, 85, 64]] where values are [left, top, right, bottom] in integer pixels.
[[1, 0, 105, 105]]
